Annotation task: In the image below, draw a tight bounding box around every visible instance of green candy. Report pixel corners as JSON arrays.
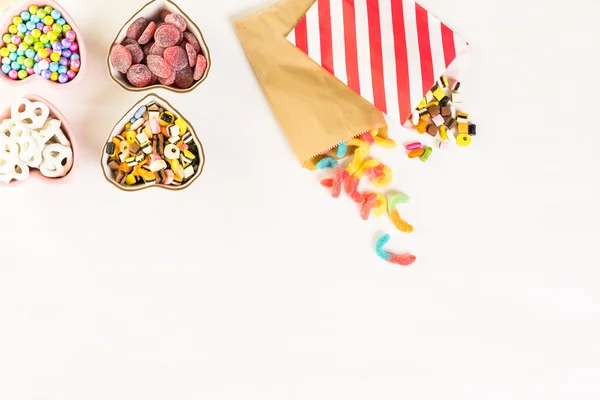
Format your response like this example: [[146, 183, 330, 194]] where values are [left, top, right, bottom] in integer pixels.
[[16, 55, 25, 65], [7, 43, 17, 52], [44, 6, 53, 13], [33, 42, 44, 51], [23, 35, 34, 45], [2, 34, 11, 44], [17, 69, 28, 79], [52, 24, 62, 33], [18, 43, 29, 51], [36, 9, 47, 19], [39, 34, 48, 44], [62, 24, 71, 32], [24, 58, 34, 68], [420, 146, 432, 162]]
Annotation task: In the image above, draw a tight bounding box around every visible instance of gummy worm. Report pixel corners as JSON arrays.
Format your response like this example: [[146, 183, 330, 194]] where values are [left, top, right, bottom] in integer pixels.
[[345, 147, 364, 177], [360, 192, 378, 220], [355, 159, 380, 179], [373, 192, 387, 217], [360, 131, 375, 145], [373, 136, 397, 149], [336, 142, 347, 158], [387, 193, 410, 210], [347, 138, 370, 155], [373, 166, 393, 188], [389, 209, 414, 233], [316, 157, 338, 170], [375, 234, 417, 266]]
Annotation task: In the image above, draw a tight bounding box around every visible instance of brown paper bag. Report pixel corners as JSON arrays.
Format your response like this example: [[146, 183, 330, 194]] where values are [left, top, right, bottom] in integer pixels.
[[234, 0, 387, 170]]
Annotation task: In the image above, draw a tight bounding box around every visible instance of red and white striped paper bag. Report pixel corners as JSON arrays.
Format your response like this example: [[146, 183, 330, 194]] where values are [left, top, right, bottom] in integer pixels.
[[287, 0, 469, 126]]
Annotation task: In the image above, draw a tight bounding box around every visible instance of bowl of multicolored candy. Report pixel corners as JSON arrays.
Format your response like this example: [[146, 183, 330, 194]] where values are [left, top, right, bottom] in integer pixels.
[[102, 94, 205, 191], [0, 1, 85, 85], [107, 0, 210, 92]]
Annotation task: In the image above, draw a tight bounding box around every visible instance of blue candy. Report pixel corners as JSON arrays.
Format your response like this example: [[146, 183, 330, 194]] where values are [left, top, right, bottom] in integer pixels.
[[375, 234, 392, 261], [336, 141, 347, 158], [134, 106, 147, 119], [25, 49, 35, 59], [130, 117, 137, 124], [56, 18, 66, 26], [49, 62, 59, 72], [2, 57, 10, 65], [316, 157, 338, 170], [10, 62, 20, 70], [9, 53, 17, 61], [1, 64, 11, 74], [51, 10, 61, 20], [57, 65, 67, 74], [17, 24, 27, 33], [26, 21, 36, 31], [20, 11, 31, 22], [70, 54, 80, 61], [16, 49, 25, 56], [30, 15, 39, 23]]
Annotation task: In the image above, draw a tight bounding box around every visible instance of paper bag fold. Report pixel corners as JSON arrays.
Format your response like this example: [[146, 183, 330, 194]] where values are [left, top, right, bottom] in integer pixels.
[[234, 0, 386, 169]]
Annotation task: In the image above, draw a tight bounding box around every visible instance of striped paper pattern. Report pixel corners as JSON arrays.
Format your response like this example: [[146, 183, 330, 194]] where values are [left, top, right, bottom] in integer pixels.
[[287, 0, 468, 125]]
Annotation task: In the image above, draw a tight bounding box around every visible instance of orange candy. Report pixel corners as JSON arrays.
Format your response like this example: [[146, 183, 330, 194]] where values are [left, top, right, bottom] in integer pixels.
[[408, 148, 425, 158], [389, 209, 414, 233], [415, 119, 428, 134]]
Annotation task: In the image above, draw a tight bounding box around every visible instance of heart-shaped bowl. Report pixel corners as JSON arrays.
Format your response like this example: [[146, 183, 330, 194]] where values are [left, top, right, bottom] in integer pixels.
[[101, 93, 205, 192], [0, 0, 86, 87], [0, 94, 77, 186], [107, 0, 211, 93]]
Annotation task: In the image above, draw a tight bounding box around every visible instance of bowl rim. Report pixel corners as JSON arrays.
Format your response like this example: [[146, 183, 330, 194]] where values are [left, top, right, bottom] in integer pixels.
[[0, 0, 87, 87], [0, 93, 76, 186], [106, 0, 211, 94], [101, 92, 205, 192]]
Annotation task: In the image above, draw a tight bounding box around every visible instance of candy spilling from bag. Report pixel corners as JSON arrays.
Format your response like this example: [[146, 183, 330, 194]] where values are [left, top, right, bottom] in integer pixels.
[[0, 98, 73, 183], [104, 100, 201, 187]]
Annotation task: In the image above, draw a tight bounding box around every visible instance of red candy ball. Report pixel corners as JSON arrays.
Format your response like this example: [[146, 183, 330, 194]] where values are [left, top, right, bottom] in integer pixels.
[[110, 44, 132, 74], [154, 24, 182, 47], [146, 55, 173, 78], [163, 46, 188, 71], [126, 17, 148, 40], [126, 64, 152, 88]]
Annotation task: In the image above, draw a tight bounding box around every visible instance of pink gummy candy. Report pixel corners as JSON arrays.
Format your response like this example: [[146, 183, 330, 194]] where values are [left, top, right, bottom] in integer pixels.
[[183, 31, 201, 53], [165, 13, 187, 32], [163, 46, 188, 71], [174, 67, 194, 89], [320, 178, 333, 188], [110, 44, 132, 74], [331, 166, 343, 199], [389, 254, 417, 266], [125, 43, 144, 64], [127, 17, 148, 40], [193, 54, 207, 80], [154, 24, 182, 47], [185, 43, 197, 68], [360, 193, 377, 220], [146, 55, 173, 78], [365, 164, 385, 179], [126, 64, 152, 88], [138, 21, 156, 45], [360, 131, 375, 145]]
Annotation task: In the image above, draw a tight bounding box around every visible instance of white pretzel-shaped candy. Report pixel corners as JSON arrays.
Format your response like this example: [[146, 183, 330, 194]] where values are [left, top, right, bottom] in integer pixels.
[[38, 118, 70, 147], [10, 98, 50, 130], [0, 134, 19, 162], [16, 135, 38, 162], [0, 118, 15, 137], [39, 143, 73, 178], [0, 156, 29, 183]]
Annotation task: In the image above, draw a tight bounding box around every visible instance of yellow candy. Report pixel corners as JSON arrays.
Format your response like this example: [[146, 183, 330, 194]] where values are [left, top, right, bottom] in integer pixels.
[[125, 123, 132, 129], [355, 159, 380, 179], [456, 133, 472, 147], [47, 31, 58, 42], [373, 193, 388, 217], [389, 209, 414, 233], [415, 119, 428, 134], [49, 51, 60, 62], [159, 111, 175, 126], [50, 72, 58, 81], [345, 147, 364, 176], [125, 174, 137, 185], [417, 98, 426, 109], [182, 149, 195, 160], [432, 86, 446, 101], [170, 159, 184, 178], [126, 131, 136, 144], [439, 125, 448, 141], [373, 136, 397, 149], [175, 118, 187, 135], [370, 128, 379, 137], [374, 166, 392, 188], [347, 138, 370, 155]]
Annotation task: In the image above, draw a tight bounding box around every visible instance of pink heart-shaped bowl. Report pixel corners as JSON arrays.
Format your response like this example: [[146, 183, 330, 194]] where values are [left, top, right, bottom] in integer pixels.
[[0, 94, 77, 186], [0, 0, 86, 86]]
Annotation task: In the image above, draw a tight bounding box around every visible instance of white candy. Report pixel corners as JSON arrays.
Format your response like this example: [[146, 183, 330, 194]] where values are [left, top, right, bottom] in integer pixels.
[[411, 111, 420, 126], [39, 143, 73, 178], [16, 135, 38, 162], [131, 118, 144, 131], [10, 98, 50, 130], [184, 165, 194, 179]]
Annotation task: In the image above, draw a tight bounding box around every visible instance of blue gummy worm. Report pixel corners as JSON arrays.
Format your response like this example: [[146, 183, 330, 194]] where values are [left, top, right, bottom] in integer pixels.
[[336, 142, 347, 158], [316, 157, 338, 170], [375, 234, 392, 261]]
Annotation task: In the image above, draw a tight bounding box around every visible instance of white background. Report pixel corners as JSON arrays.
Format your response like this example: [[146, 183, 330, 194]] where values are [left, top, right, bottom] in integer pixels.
[[1, 0, 599, 398]]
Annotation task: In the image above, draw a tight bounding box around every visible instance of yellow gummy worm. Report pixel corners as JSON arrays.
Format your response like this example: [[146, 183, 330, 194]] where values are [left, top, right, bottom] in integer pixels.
[[374, 136, 397, 149], [374, 166, 393, 188], [373, 192, 387, 217], [345, 148, 364, 176], [347, 138, 370, 155], [370, 128, 380, 137], [355, 159, 380, 179]]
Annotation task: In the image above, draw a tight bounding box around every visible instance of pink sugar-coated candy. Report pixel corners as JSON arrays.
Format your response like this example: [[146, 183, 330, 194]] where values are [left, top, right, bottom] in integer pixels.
[[185, 43, 197, 67], [138, 21, 156, 45], [26, 67, 35, 75], [146, 55, 173, 78], [125, 43, 144, 64], [160, 10, 171, 20], [345, 176, 364, 204], [8, 70, 17, 79], [405, 142, 422, 150], [121, 37, 138, 47], [142, 42, 153, 56], [127, 17, 148, 40], [174, 67, 194, 89], [193, 54, 207, 80], [350, 190, 365, 204], [110, 44, 132, 74], [360, 132, 375, 145], [389, 254, 417, 266], [360, 193, 378, 221], [158, 68, 176, 86], [320, 178, 333, 188], [126, 64, 152, 88], [148, 42, 165, 56], [66, 70, 76, 80], [178, 143, 188, 151], [182, 31, 201, 53], [165, 13, 187, 32], [331, 166, 343, 198], [71, 59, 81, 69], [70, 42, 79, 52], [43, 25, 51, 34], [154, 24, 182, 48], [163, 46, 188, 71], [148, 72, 159, 85], [365, 164, 385, 179]]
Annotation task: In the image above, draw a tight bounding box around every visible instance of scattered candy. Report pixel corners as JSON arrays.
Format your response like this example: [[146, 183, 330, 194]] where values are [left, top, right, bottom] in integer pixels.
[[105, 100, 201, 187], [360, 193, 377, 220], [420, 146, 432, 162], [373, 136, 396, 149], [1, 4, 82, 83], [388, 193, 410, 209], [336, 141, 347, 158], [407, 148, 424, 159], [0, 97, 73, 183], [316, 157, 337, 170], [375, 234, 416, 266], [405, 142, 421, 150], [389, 209, 414, 233], [109, 10, 207, 89]]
